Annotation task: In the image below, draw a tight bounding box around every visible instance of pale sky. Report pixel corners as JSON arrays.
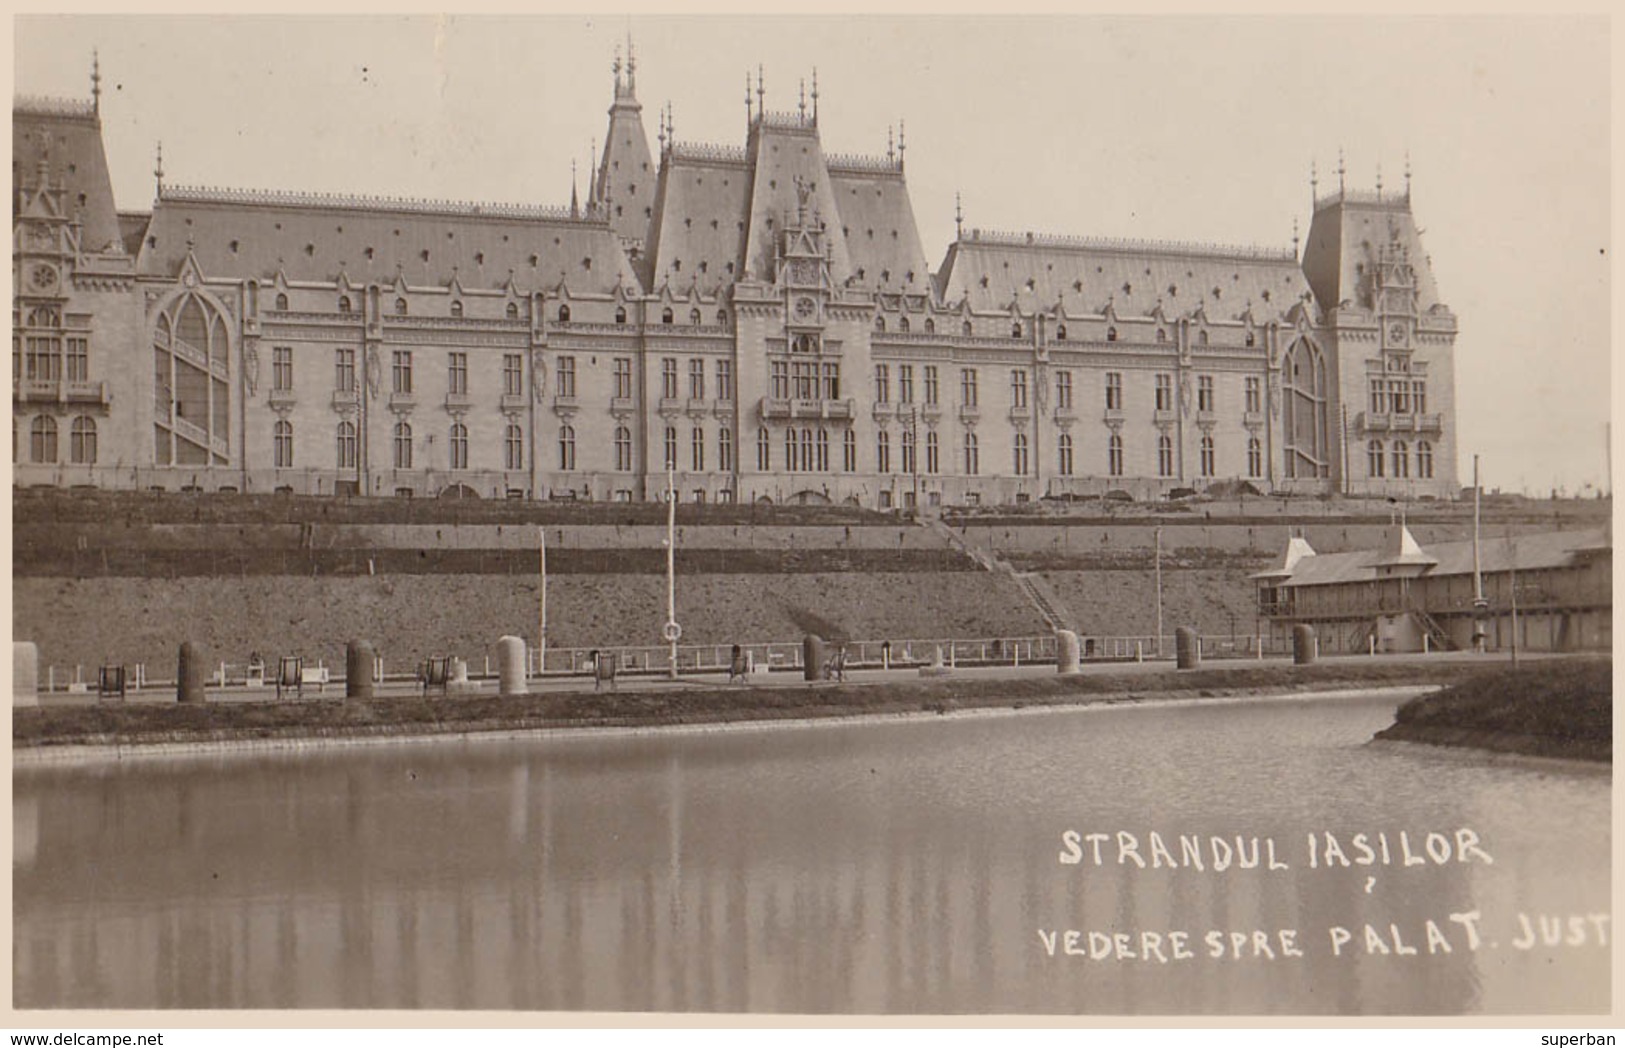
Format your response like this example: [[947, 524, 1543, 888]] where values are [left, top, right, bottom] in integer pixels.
[[12, 14, 1612, 496]]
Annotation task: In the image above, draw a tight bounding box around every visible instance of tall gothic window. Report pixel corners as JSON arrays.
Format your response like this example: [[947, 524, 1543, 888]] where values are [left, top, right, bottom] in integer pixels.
[[1282, 338, 1331, 479], [559, 425, 577, 470], [273, 420, 293, 468], [449, 423, 469, 470], [504, 425, 523, 472], [1057, 433, 1073, 476], [336, 421, 357, 469], [394, 422, 413, 469], [615, 426, 633, 472]]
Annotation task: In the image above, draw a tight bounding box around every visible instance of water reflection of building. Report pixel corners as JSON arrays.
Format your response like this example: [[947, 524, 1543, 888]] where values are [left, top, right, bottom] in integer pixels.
[[1253, 523, 1611, 655]]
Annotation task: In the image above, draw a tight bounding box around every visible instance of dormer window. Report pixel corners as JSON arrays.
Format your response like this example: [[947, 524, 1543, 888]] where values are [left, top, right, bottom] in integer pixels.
[[1245, 331, 1256, 348], [450, 300, 464, 318], [875, 316, 886, 332], [1012, 322, 1023, 339], [1056, 324, 1067, 341], [506, 303, 520, 320], [662, 307, 674, 325], [689, 308, 702, 325], [557, 304, 571, 322], [1156, 328, 1167, 343], [338, 296, 352, 314], [899, 317, 910, 333], [395, 298, 408, 315], [1107, 326, 1118, 342], [924, 318, 935, 334], [615, 306, 627, 324], [275, 293, 289, 311], [962, 320, 972, 336], [1198, 330, 1208, 345]]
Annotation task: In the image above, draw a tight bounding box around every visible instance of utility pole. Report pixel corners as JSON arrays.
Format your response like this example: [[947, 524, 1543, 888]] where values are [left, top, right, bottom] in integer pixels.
[[1472, 454, 1486, 652], [538, 525, 548, 675], [665, 463, 680, 679], [1507, 526, 1520, 669], [1154, 525, 1164, 658]]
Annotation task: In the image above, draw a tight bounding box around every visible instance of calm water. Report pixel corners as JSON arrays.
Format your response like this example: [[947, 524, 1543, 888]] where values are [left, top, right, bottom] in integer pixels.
[[13, 692, 1611, 1014]]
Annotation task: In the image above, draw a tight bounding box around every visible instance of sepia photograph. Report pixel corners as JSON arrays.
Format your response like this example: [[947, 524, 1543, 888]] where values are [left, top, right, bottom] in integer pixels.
[[8, 12, 1612, 1020]]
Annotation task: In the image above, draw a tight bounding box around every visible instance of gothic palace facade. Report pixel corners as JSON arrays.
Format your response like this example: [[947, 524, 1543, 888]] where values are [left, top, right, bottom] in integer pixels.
[[13, 55, 1459, 506]]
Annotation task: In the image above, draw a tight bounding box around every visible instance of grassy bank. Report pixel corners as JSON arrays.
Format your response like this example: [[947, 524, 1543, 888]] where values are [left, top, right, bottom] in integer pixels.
[[1373, 659, 1612, 761], [15, 659, 1489, 753]]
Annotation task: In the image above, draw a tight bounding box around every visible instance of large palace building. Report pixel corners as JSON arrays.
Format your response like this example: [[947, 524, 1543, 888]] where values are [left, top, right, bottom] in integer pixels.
[[13, 53, 1459, 506]]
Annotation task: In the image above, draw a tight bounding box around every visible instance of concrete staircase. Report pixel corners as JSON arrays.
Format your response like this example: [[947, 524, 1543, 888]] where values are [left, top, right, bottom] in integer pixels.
[[925, 518, 1074, 632]]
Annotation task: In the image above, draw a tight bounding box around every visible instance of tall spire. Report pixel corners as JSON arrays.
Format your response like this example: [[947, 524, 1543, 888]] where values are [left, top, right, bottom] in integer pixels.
[[745, 70, 753, 128], [1337, 147, 1346, 193], [1404, 150, 1412, 199], [756, 65, 765, 117], [955, 192, 964, 240], [570, 159, 579, 219], [613, 44, 622, 94], [897, 119, 906, 169], [886, 125, 895, 162], [657, 103, 667, 153], [798, 78, 807, 123], [625, 30, 636, 95], [153, 140, 164, 197], [1292, 216, 1300, 256], [588, 137, 597, 208], [90, 50, 101, 116], [1310, 158, 1318, 201], [1375, 159, 1383, 200], [811, 67, 819, 125]]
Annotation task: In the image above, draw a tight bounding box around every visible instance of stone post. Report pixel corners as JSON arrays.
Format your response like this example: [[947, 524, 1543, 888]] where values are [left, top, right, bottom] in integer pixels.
[[497, 636, 527, 695], [1175, 627, 1201, 670], [346, 640, 376, 701], [1055, 630, 1080, 674], [177, 641, 207, 704], [13, 642, 38, 707]]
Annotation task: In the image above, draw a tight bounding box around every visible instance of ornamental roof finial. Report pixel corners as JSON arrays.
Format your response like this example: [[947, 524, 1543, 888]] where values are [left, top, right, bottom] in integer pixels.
[[91, 49, 101, 115]]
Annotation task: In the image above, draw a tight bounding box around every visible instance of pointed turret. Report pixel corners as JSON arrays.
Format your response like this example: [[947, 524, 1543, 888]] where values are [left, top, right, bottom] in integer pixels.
[[592, 36, 657, 248]]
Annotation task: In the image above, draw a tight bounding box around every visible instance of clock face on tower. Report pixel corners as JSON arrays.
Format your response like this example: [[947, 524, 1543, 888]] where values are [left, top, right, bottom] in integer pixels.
[[1388, 322, 1408, 346], [794, 296, 816, 319], [29, 264, 57, 292]]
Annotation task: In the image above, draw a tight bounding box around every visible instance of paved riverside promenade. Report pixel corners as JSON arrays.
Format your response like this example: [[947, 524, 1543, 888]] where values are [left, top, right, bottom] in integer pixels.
[[28, 648, 1544, 709]]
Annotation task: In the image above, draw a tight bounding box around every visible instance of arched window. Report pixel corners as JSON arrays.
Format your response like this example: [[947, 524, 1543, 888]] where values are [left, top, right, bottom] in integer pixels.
[[338, 295, 353, 314], [70, 416, 97, 465], [1200, 434, 1215, 477], [717, 309, 729, 326], [963, 431, 979, 475], [1108, 433, 1124, 477], [394, 421, 413, 469], [801, 428, 814, 472], [1106, 326, 1118, 342], [450, 300, 464, 318], [275, 293, 289, 311], [1013, 432, 1029, 476], [614, 426, 632, 472], [1368, 439, 1385, 478], [876, 429, 891, 473], [1392, 439, 1409, 479], [689, 308, 702, 325], [1056, 323, 1068, 342], [757, 427, 771, 471], [615, 305, 628, 324], [901, 427, 916, 474], [842, 428, 857, 471], [816, 428, 829, 471], [273, 420, 293, 468], [557, 304, 571, 323], [1012, 321, 1023, 339], [692, 426, 706, 472], [925, 430, 940, 474], [924, 318, 935, 334], [1057, 432, 1073, 476], [661, 307, 674, 325], [1198, 329, 1209, 345], [961, 319, 972, 337], [1157, 434, 1173, 477], [1247, 436, 1263, 478], [1156, 328, 1167, 343], [719, 427, 733, 472], [1417, 440, 1434, 479], [1282, 338, 1330, 479], [1245, 330, 1257, 348], [875, 315, 886, 333], [336, 420, 357, 469], [449, 423, 468, 470], [30, 416, 57, 463], [899, 316, 911, 333], [394, 298, 408, 315], [506, 302, 520, 320], [559, 424, 577, 470], [505, 423, 523, 471]]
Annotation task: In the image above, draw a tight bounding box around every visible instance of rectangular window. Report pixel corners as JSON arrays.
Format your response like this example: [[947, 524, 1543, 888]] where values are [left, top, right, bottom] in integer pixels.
[[1155, 373, 1173, 412], [757, 428, 771, 471], [692, 427, 705, 472], [447, 352, 468, 396], [613, 357, 633, 399], [875, 364, 891, 404], [1056, 370, 1072, 410], [925, 431, 939, 474], [876, 430, 891, 473], [65, 337, 88, 383], [822, 362, 841, 400], [842, 429, 857, 472], [689, 358, 705, 400], [505, 424, 524, 471], [771, 361, 790, 401], [1010, 369, 1028, 409], [901, 430, 916, 474], [503, 353, 523, 397], [1392, 381, 1410, 414], [716, 359, 733, 402], [1245, 376, 1261, 414], [25, 337, 61, 381], [960, 368, 978, 407], [964, 432, 979, 475], [556, 355, 576, 398], [273, 346, 293, 392], [1413, 381, 1427, 414], [719, 427, 733, 472], [335, 348, 357, 393], [793, 361, 818, 401], [1197, 375, 1214, 413], [661, 358, 679, 400], [392, 350, 413, 394], [923, 365, 939, 405], [1105, 372, 1122, 411], [898, 365, 914, 404]]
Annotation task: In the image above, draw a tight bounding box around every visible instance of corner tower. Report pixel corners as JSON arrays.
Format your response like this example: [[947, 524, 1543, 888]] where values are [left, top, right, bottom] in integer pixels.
[[1301, 162, 1459, 497]]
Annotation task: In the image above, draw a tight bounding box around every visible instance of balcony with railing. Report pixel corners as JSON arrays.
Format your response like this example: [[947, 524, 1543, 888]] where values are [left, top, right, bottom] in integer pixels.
[[331, 389, 359, 410], [269, 386, 298, 409], [16, 378, 111, 405], [388, 391, 417, 411], [958, 403, 981, 424]]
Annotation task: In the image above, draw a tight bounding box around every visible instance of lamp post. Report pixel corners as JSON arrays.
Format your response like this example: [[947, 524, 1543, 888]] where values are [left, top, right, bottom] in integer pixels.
[[1154, 525, 1164, 658], [537, 524, 548, 676], [904, 405, 920, 516], [664, 463, 680, 679], [1471, 454, 1487, 652]]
